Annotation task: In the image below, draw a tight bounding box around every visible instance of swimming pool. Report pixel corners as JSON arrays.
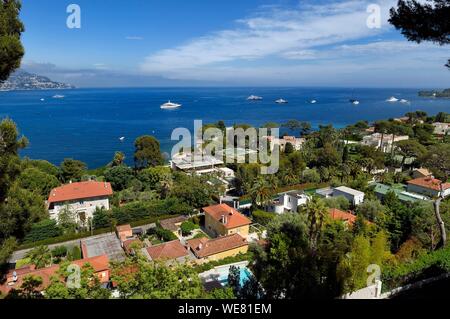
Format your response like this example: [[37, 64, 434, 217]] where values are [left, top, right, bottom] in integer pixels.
[[217, 266, 253, 287]]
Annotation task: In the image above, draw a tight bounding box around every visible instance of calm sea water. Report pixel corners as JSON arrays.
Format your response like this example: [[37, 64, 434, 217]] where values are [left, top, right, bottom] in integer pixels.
[[0, 87, 448, 168]]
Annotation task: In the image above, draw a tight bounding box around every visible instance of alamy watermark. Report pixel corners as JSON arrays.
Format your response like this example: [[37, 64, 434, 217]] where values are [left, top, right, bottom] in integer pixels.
[[66, 4, 81, 29]]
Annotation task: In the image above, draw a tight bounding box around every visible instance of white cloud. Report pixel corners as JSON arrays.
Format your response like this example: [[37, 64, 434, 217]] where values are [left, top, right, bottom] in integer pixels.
[[140, 0, 399, 79]]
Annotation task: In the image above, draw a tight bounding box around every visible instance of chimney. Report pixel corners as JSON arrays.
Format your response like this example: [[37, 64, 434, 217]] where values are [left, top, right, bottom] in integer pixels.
[[221, 214, 226, 224], [198, 243, 203, 250]]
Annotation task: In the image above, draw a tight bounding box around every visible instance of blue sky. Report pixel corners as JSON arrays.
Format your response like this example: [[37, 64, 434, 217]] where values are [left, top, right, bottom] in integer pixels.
[[19, 0, 450, 88]]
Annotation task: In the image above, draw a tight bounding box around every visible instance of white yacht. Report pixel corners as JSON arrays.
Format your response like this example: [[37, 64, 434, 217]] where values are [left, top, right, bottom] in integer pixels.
[[350, 99, 360, 105], [52, 94, 65, 99], [309, 99, 317, 104], [275, 98, 288, 104], [247, 95, 263, 101], [161, 101, 181, 109], [400, 99, 409, 103], [119, 137, 125, 142], [40, 98, 45, 101], [386, 96, 399, 102]]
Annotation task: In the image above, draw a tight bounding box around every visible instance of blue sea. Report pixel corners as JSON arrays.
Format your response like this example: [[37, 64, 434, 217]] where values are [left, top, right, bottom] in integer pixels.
[[0, 87, 448, 168]]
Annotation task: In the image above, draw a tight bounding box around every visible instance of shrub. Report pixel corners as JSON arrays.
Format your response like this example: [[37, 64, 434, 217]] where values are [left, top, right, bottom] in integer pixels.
[[51, 246, 68, 258], [15, 257, 32, 269], [24, 219, 63, 243], [68, 246, 82, 261], [155, 227, 177, 242], [180, 221, 198, 236], [252, 210, 276, 226], [382, 246, 450, 291]]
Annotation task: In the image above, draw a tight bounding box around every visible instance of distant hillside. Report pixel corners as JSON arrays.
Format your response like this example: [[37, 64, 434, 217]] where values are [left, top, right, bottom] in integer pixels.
[[0, 70, 75, 91], [418, 88, 450, 98]]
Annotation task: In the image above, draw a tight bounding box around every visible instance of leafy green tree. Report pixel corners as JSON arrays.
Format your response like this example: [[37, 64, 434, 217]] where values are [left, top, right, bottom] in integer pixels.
[[6, 275, 43, 299], [252, 210, 276, 226], [26, 245, 52, 269], [0, 0, 25, 81], [208, 287, 236, 299], [252, 212, 343, 299], [104, 165, 134, 191], [134, 135, 163, 169], [0, 118, 27, 202], [180, 221, 197, 236], [170, 173, 215, 208], [25, 159, 60, 177], [421, 143, 450, 180], [284, 142, 294, 154], [396, 139, 427, 169], [389, 0, 450, 68], [324, 196, 350, 211], [337, 235, 371, 293], [57, 205, 78, 234], [60, 158, 87, 182], [23, 219, 62, 243], [228, 265, 241, 297], [1, 185, 47, 240], [111, 151, 125, 167], [111, 256, 206, 299], [45, 261, 111, 299], [356, 199, 386, 224], [16, 167, 59, 197]]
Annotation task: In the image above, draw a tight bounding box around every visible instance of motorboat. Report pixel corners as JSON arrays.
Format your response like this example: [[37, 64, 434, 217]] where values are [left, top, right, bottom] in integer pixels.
[[161, 101, 181, 109], [386, 96, 399, 102]]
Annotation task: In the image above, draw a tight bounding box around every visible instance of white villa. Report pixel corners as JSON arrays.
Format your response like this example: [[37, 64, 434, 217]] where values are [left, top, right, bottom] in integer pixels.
[[316, 186, 365, 206], [432, 122, 450, 136], [47, 181, 113, 224], [361, 133, 409, 153], [268, 190, 309, 214], [407, 177, 450, 198]]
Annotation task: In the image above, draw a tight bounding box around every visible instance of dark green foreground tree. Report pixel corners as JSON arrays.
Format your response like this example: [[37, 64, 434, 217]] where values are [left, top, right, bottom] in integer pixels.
[[0, 0, 25, 81], [389, 0, 450, 68]]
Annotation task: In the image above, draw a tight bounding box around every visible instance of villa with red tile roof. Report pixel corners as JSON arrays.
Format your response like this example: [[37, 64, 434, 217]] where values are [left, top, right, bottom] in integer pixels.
[[407, 177, 450, 198], [187, 234, 248, 262], [47, 181, 113, 224], [203, 204, 252, 237], [0, 255, 110, 296], [143, 240, 190, 264]]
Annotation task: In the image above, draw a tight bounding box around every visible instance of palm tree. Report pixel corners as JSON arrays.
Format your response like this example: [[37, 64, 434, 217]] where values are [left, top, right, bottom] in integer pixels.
[[250, 177, 273, 210], [26, 245, 52, 269], [301, 197, 328, 253]]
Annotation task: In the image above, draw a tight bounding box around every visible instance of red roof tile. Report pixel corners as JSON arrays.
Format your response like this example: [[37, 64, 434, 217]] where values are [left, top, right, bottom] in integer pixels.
[[187, 234, 248, 258], [0, 255, 110, 295], [407, 177, 450, 191], [329, 208, 357, 226], [145, 240, 189, 261], [203, 204, 251, 229], [48, 181, 113, 204]]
